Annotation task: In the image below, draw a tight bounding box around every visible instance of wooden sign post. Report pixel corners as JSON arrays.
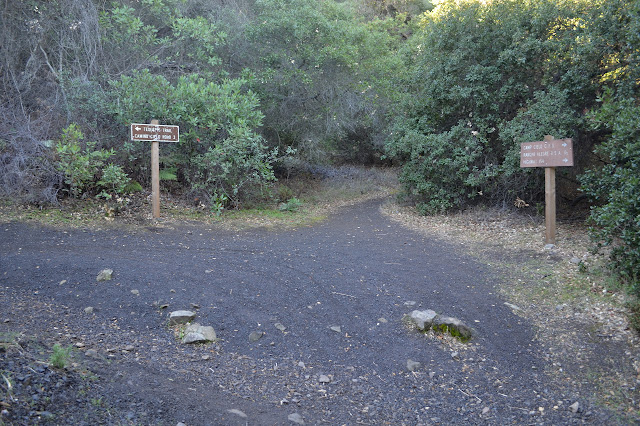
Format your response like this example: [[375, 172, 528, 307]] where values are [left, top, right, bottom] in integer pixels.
[[150, 119, 160, 218], [520, 135, 574, 245], [545, 165, 556, 245], [130, 120, 180, 218]]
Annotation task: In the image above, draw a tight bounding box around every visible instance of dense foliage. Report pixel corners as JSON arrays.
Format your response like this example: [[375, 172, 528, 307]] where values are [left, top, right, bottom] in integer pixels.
[[54, 124, 124, 199], [385, 0, 596, 213], [581, 97, 640, 290], [108, 70, 276, 206], [0, 0, 637, 288], [577, 0, 640, 290], [383, 0, 639, 291], [242, 0, 402, 163]]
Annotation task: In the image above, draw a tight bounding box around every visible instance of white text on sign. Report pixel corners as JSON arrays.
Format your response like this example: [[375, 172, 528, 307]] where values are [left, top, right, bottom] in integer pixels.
[[520, 138, 573, 168], [130, 123, 179, 142]]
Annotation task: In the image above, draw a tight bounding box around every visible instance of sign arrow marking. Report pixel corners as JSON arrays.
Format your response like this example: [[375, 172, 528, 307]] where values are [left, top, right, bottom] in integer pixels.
[[131, 123, 179, 142]]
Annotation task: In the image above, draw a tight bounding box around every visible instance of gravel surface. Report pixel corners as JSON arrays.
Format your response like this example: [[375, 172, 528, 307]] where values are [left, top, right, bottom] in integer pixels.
[[0, 198, 632, 425]]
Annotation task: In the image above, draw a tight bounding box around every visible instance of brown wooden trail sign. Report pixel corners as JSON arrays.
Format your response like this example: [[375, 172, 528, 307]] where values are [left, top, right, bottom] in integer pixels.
[[520, 138, 573, 168], [520, 135, 574, 245], [131, 123, 179, 142], [131, 120, 179, 218]]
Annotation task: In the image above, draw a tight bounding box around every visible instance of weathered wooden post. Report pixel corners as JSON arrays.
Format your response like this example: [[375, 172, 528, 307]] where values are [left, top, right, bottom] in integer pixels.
[[130, 121, 180, 219], [520, 135, 574, 245], [544, 158, 556, 244], [150, 119, 161, 218]]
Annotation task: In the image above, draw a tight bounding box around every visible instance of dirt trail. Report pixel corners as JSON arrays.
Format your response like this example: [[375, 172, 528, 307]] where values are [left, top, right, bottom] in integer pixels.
[[0, 199, 619, 424]]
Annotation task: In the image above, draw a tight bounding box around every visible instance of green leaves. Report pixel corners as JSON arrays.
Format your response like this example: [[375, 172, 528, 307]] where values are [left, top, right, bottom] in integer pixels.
[[580, 96, 640, 287], [98, 164, 131, 198], [191, 130, 278, 208], [385, 0, 599, 211], [245, 0, 401, 160], [108, 69, 272, 205], [171, 16, 226, 68], [55, 124, 117, 198], [389, 121, 486, 214], [49, 344, 73, 369], [99, 0, 227, 77], [385, 0, 638, 291]]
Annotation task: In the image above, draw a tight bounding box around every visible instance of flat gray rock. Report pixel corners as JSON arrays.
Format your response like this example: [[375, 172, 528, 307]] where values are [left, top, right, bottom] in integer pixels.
[[409, 309, 438, 330], [96, 269, 113, 282], [407, 359, 421, 372], [249, 331, 264, 342], [182, 323, 216, 344], [182, 332, 205, 344], [288, 413, 305, 424], [169, 310, 196, 325], [85, 349, 99, 359], [504, 302, 522, 311]]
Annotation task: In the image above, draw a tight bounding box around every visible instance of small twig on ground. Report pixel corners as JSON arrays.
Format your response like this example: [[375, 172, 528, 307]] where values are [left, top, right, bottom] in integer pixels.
[[2, 373, 12, 392], [459, 388, 482, 403], [331, 291, 356, 299]]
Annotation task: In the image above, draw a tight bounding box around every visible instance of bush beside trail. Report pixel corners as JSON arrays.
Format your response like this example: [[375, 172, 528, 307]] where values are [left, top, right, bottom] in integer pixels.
[[384, 0, 639, 301]]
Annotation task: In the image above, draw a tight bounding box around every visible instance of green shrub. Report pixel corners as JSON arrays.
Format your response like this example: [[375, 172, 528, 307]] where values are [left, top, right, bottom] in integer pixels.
[[190, 130, 278, 208], [580, 96, 640, 290], [384, 0, 594, 212], [386, 123, 484, 214], [49, 344, 73, 369], [209, 192, 228, 217], [244, 0, 402, 162], [109, 70, 277, 206], [55, 124, 115, 198], [159, 168, 178, 182], [276, 184, 295, 203], [97, 163, 130, 200], [123, 180, 143, 193], [279, 197, 304, 212], [577, 0, 640, 306]]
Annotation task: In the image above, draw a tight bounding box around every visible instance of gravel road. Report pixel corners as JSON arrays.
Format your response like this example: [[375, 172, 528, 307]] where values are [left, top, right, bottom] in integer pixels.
[[0, 198, 618, 424]]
